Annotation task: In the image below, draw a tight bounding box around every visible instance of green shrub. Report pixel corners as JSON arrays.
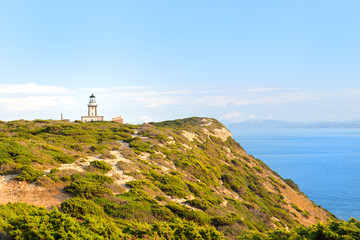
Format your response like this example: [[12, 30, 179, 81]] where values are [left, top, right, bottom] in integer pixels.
[[155, 195, 167, 201], [221, 174, 245, 194], [61, 197, 105, 218], [47, 173, 60, 183], [291, 203, 303, 213], [5, 206, 111, 239], [97, 198, 155, 221], [87, 172, 114, 183], [72, 172, 114, 184], [50, 168, 60, 173], [211, 216, 236, 227], [90, 145, 110, 154], [45, 125, 63, 134], [89, 160, 112, 173], [285, 179, 300, 192], [166, 202, 210, 225], [15, 165, 43, 182], [64, 178, 112, 199], [126, 179, 151, 189], [121, 189, 157, 204], [186, 199, 212, 211], [118, 132, 133, 141], [129, 138, 153, 153], [152, 174, 189, 198], [150, 205, 176, 221], [51, 151, 76, 164]]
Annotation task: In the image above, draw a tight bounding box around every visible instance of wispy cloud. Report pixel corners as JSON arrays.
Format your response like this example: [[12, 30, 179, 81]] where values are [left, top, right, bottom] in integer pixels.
[[193, 89, 322, 107], [0, 83, 77, 113], [243, 87, 291, 93], [103, 85, 324, 108], [0, 96, 76, 111], [220, 111, 273, 123], [0, 83, 72, 94]]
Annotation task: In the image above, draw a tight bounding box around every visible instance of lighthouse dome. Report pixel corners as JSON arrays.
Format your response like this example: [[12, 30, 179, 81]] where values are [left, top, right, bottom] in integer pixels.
[[89, 94, 96, 104]]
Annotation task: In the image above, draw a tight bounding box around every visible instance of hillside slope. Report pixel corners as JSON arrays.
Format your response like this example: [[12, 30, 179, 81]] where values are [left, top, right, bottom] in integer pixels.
[[0, 117, 335, 239]]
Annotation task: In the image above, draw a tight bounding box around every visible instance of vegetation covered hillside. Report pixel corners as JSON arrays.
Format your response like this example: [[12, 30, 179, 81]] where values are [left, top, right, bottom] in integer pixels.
[[0, 117, 357, 239]]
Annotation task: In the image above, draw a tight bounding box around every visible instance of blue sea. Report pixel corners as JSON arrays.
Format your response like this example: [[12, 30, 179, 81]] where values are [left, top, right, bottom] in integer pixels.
[[232, 129, 360, 221]]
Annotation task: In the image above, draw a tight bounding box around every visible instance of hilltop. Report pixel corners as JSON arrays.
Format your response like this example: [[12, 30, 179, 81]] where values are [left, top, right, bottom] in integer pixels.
[[0, 117, 357, 239]]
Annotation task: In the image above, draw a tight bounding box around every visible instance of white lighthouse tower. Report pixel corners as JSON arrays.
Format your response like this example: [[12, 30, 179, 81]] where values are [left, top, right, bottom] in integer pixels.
[[81, 94, 104, 122], [88, 94, 98, 116]]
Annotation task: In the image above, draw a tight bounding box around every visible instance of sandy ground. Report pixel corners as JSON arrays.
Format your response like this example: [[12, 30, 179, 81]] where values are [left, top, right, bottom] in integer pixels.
[[0, 174, 69, 209], [0, 148, 136, 209]]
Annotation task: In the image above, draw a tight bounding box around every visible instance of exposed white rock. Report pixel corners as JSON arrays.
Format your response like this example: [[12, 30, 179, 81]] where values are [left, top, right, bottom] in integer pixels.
[[182, 131, 197, 141]]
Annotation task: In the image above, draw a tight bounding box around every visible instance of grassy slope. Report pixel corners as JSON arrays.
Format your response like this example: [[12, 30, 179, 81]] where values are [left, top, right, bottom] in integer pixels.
[[0, 117, 342, 239]]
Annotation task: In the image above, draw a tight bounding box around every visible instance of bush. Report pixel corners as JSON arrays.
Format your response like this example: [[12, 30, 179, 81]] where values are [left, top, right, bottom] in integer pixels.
[[150, 205, 176, 221], [211, 216, 236, 227], [85, 172, 114, 184], [51, 151, 76, 164], [61, 197, 105, 218], [151, 174, 189, 198], [5, 207, 110, 239], [285, 179, 300, 192], [166, 202, 210, 225], [64, 178, 113, 199], [126, 179, 151, 189], [129, 138, 153, 153], [15, 165, 43, 182], [186, 199, 212, 211], [221, 174, 245, 194], [155, 195, 167, 201], [121, 189, 157, 204], [89, 160, 112, 173]]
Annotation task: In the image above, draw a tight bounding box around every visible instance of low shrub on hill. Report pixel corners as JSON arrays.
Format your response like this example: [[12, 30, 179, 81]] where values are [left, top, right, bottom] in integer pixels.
[[121, 189, 157, 204], [64, 173, 113, 199], [0, 202, 225, 239], [285, 178, 300, 192], [211, 215, 237, 227], [166, 202, 210, 225], [129, 138, 153, 154], [186, 199, 212, 211], [2, 204, 125, 239], [15, 165, 43, 182], [240, 219, 360, 240], [50, 151, 76, 163], [89, 160, 112, 173], [61, 197, 105, 218], [126, 179, 151, 189], [147, 172, 190, 198]]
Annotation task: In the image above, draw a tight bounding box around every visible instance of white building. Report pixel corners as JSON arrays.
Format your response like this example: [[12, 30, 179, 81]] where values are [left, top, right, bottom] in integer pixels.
[[81, 94, 104, 122]]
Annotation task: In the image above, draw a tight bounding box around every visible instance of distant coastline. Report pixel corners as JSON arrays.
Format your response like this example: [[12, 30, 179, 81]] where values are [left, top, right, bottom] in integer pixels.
[[225, 119, 360, 130]]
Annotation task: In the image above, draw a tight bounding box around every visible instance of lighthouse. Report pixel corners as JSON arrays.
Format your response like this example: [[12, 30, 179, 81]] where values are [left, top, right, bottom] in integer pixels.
[[81, 94, 104, 122], [88, 94, 98, 116]]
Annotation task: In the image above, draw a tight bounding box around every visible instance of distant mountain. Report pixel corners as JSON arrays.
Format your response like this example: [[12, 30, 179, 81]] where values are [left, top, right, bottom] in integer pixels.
[[225, 119, 360, 130]]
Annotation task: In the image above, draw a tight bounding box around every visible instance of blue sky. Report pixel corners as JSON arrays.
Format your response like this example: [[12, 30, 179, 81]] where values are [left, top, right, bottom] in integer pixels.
[[0, 1, 359, 123]]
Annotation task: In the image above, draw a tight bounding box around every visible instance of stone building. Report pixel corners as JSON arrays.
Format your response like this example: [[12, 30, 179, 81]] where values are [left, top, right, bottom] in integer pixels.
[[81, 94, 104, 122]]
